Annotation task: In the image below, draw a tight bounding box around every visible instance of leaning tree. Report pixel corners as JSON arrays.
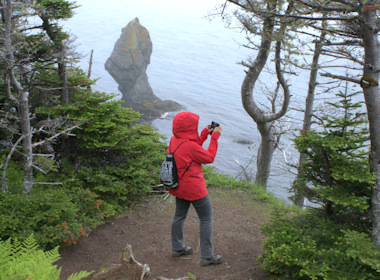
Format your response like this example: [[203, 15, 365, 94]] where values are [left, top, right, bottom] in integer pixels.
[[223, 0, 296, 187]]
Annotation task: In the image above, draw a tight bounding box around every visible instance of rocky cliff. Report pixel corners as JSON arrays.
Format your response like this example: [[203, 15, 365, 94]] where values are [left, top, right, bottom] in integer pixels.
[[105, 18, 181, 121]]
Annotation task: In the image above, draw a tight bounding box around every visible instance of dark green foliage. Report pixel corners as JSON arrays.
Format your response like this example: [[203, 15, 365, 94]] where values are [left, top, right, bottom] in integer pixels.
[[0, 185, 112, 249], [0, 0, 166, 251], [67, 164, 153, 211], [37, 90, 166, 211], [30, 65, 94, 108], [36, 0, 77, 19], [0, 89, 167, 247], [59, 91, 143, 150], [2, 74, 165, 249], [259, 207, 380, 279], [21, 33, 55, 63], [259, 91, 377, 279], [0, 163, 24, 193], [292, 90, 373, 227], [0, 87, 18, 144], [344, 230, 380, 273]]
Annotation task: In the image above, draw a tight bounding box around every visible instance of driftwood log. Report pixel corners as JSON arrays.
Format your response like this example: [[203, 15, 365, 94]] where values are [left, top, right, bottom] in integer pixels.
[[92, 243, 190, 280], [151, 184, 169, 195]]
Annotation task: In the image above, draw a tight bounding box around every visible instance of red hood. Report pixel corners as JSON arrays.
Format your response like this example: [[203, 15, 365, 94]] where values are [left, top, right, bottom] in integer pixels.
[[172, 111, 200, 142]]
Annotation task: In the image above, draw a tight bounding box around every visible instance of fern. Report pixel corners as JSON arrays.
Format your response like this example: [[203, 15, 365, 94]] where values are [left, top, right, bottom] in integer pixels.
[[0, 238, 13, 268], [67, 271, 94, 280], [0, 234, 94, 280]]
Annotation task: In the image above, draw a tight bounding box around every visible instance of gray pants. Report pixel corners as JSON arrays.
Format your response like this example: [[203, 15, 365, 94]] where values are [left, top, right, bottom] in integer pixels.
[[171, 194, 213, 259]]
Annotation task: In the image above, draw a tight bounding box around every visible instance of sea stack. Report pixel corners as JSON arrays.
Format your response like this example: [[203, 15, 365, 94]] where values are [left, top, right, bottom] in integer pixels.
[[105, 18, 181, 120], [105, 18, 156, 105]]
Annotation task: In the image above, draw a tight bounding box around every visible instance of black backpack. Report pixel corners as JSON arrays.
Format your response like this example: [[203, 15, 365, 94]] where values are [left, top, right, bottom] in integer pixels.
[[160, 140, 190, 188]]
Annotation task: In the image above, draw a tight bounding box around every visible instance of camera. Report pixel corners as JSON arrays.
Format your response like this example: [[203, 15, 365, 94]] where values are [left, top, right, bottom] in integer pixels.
[[210, 121, 220, 134], [210, 121, 220, 129]]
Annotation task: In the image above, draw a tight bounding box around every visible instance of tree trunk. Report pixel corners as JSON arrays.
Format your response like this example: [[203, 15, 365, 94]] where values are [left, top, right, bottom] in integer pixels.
[[88, 49, 94, 78], [360, 9, 380, 246], [87, 49, 94, 90], [1, 0, 34, 193], [59, 56, 69, 105], [19, 91, 33, 193], [294, 28, 326, 207], [240, 6, 275, 187], [240, 2, 275, 122], [252, 3, 292, 187], [40, 13, 69, 104], [236, 0, 292, 187], [255, 122, 275, 186]]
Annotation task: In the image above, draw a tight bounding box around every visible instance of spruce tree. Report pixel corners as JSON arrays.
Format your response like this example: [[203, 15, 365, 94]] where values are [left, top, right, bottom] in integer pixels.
[[293, 89, 374, 228]]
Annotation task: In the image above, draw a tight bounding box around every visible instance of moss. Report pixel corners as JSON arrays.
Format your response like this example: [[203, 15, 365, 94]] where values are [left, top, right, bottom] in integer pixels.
[[360, 76, 379, 88]]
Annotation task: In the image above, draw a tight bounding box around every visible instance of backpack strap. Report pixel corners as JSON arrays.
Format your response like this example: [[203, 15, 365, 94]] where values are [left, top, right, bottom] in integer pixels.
[[169, 139, 189, 154], [179, 161, 193, 180], [169, 139, 192, 181]]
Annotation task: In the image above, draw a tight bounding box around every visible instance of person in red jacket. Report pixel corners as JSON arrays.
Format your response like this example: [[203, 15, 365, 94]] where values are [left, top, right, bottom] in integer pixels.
[[168, 111, 223, 266]]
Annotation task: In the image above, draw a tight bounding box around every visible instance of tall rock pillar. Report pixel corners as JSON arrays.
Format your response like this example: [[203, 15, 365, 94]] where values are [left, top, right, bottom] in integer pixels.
[[105, 18, 181, 120], [105, 18, 156, 104]]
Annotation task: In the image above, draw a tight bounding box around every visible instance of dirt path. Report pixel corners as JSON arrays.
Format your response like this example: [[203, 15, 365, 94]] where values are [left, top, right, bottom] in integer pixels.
[[56, 187, 270, 280]]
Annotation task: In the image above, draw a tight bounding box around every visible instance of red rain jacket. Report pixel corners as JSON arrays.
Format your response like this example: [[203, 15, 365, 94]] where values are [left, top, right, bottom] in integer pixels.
[[168, 112, 220, 201]]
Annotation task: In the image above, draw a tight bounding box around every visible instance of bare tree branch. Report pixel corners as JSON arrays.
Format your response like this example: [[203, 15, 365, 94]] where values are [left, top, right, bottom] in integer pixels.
[[320, 72, 361, 84], [33, 182, 63, 185], [32, 164, 47, 174], [32, 124, 82, 148], [294, 0, 358, 12]]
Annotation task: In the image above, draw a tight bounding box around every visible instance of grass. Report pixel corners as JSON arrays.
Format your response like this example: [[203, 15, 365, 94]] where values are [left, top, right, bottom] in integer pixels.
[[203, 165, 280, 205]]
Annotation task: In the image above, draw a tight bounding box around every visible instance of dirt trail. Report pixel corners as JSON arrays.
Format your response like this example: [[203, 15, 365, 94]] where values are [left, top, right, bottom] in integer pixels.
[[56, 187, 270, 280]]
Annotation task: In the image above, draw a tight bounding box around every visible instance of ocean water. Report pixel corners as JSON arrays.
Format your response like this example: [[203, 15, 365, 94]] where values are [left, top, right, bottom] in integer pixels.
[[63, 0, 307, 203]]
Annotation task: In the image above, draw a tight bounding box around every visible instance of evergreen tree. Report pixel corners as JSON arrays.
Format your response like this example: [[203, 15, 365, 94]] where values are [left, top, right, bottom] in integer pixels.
[[293, 90, 374, 228], [34, 0, 78, 104], [0, 2, 167, 248], [259, 90, 378, 278]]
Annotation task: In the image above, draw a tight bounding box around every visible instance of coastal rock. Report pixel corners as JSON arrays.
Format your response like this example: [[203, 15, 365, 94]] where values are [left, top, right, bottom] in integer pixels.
[[105, 18, 181, 121]]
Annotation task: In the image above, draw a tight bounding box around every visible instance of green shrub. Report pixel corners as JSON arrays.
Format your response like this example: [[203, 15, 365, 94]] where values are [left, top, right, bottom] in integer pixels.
[[0, 185, 112, 249], [67, 164, 154, 211], [0, 234, 93, 280], [259, 206, 380, 279], [65, 186, 115, 231], [0, 162, 24, 193], [344, 230, 380, 273], [37, 91, 167, 211]]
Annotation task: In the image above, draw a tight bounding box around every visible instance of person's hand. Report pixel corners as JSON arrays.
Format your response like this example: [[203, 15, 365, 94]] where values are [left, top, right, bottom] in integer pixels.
[[213, 124, 222, 135], [206, 124, 213, 134]]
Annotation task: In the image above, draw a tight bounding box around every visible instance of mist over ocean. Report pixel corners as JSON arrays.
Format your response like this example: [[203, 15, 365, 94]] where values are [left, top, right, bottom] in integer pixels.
[[63, 0, 322, 203]]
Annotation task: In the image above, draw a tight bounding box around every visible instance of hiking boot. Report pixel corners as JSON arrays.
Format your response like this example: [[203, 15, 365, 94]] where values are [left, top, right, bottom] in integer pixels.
[[172, 246, 193, 258], [200, 254, 223, 266]]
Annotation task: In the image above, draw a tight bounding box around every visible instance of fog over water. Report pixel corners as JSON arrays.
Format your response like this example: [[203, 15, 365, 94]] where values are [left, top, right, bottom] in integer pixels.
[[64, 0, 362, 203]]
